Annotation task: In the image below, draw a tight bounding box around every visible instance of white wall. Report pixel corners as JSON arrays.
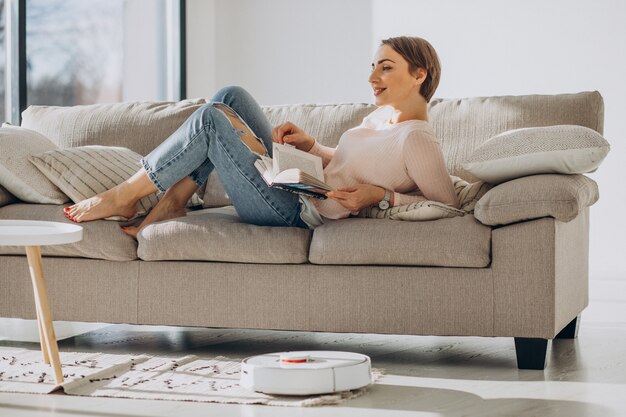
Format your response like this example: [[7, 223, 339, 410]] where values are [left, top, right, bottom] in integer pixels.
[[370, 0, 626, 280], [186, 0, 216, 98], [186, 0, 626, 280], [186, 0, 372, 104], [123, 0, 162, 101]]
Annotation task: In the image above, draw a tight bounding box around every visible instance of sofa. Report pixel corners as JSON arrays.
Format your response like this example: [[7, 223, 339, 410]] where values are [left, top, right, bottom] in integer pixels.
[[0, 91, 604, 370]]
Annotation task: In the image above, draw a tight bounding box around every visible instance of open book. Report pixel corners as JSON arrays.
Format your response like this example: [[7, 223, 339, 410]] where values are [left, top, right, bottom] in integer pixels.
[[254, 143, 334, 199]]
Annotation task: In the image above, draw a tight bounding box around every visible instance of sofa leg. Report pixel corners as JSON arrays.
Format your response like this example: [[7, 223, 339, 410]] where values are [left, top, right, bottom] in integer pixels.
[[514, 337, 548, 370], [555, 315, 580, 339]]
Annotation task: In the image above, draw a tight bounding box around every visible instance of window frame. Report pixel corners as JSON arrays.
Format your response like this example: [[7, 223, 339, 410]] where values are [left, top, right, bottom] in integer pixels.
[[3, 0, 186, 124]]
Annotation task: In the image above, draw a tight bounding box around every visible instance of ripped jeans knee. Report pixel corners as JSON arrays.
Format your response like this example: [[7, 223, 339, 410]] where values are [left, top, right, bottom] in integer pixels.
[[212, 102, 268, 156]]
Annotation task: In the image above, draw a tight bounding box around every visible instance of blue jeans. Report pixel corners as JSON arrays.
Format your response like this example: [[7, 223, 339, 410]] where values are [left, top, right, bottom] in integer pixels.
[[141, 86, 308, 228]]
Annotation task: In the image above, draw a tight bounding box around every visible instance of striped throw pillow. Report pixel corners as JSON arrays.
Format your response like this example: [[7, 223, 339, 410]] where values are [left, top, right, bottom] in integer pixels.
[[29, 146, 203, 221]]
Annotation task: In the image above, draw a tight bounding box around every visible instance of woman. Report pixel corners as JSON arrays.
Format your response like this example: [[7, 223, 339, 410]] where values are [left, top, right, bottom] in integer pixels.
[[65, 36, 459, 235]]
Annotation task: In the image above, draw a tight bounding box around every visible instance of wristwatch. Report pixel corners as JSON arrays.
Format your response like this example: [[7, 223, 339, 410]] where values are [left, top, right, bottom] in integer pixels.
[[378, 189, 391, 210]]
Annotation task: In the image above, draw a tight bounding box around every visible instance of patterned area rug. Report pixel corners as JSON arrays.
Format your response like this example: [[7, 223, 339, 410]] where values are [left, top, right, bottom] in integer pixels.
[[0, 349, 378, 406]]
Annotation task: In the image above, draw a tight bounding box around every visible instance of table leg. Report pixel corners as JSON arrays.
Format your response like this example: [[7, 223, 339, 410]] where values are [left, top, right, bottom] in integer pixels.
[[25, 245, 64, 385], [35, 301, 50, 364], [31, 281, 51, 364]]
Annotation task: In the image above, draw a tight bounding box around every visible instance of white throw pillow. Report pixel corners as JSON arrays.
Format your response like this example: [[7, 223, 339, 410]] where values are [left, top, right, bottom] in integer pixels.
[[359, 200, 465, 221], [462, 125, 610, 184], [358, 176, 490, 221], [30, 145, 203, 221], [0, 125, 69, 204]]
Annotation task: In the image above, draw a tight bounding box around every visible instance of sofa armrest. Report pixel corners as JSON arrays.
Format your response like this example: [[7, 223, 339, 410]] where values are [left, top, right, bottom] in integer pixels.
[[474, 174, 598, 226], [491, 209, 589, 338], [0, 184, 18, 208]]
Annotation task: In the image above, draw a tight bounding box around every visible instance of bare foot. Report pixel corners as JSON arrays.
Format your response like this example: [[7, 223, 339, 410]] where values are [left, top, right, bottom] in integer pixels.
[[120, 197, 186, 238], [66, 188, 137, 223]]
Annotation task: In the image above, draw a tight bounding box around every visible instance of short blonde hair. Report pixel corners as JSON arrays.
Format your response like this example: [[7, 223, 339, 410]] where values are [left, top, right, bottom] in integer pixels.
[[381, 36, 441, 102]]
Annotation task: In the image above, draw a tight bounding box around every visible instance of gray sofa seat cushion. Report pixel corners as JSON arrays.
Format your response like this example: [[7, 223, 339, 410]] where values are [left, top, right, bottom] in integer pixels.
[[309, 215, 491, 267], [136, 206, 312, 264], [0, 204, 137, 261]]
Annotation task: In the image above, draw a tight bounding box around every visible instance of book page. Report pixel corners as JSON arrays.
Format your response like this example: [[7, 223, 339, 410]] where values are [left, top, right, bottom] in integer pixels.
[[254, 159, 275, 186], [273, 143, 324, 182], [258, 155, 274, 175]]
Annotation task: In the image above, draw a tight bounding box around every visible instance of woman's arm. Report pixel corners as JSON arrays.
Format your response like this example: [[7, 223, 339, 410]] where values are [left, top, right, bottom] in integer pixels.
[[308, 141, 336, 167], [398, 132, 460, 208], [327, 130, 459, 213]]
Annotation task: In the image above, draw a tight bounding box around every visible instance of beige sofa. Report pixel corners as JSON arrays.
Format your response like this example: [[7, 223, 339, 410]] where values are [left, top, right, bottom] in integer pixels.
[[0, 91, 603, 370]]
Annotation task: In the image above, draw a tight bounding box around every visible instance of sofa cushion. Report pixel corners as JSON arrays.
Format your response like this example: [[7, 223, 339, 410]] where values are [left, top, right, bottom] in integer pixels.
[[474, 174, 599, 226], [0, 125, 69, 204], [309, 216, 491, 267], [137, 206, 312, 264], [462, 125, 610, 184], [206, 92, 603, 205], [0, 204, 138, 261], [20, 99, 209, 156], [200, 171, 232, 208], [20, 93, 604, 204], [262, 103, 376, 148], [428, 91, 604, 182]]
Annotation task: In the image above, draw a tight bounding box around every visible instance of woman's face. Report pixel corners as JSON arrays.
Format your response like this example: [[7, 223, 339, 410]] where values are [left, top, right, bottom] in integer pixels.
[[369, 45, 424, 109]]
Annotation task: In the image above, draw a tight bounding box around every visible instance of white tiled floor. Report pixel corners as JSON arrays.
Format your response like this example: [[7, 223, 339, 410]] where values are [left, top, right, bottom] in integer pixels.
[[1, 277, 625, 417]]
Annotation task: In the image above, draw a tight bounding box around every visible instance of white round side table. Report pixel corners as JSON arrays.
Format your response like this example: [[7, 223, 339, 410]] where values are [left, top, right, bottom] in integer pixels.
[[0, 220, 83, 385]]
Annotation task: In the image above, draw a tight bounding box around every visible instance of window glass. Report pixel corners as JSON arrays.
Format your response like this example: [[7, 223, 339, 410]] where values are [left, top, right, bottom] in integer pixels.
[[26, 0, 169, 106], [26, 0, 124, 106]]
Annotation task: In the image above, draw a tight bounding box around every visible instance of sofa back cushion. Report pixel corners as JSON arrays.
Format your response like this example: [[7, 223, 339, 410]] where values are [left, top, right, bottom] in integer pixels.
[[21, 91, 603, 200], [20, 100, 373, 154], [21, 99, 209, 156], [199, 103, 377, 207], [261, 103, 376, 147], [428, 91, 604, 182]]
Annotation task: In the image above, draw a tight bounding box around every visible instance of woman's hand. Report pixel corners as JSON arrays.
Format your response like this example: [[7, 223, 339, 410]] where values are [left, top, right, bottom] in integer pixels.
[[272, 121, 315, 152], [326, 184, 387, 213]]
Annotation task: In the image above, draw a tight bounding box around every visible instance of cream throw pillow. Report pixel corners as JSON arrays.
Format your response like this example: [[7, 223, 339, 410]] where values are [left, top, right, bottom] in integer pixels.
[[29, 146, 203, 221], [0, 125, 69, 204], [462, 125, 610, 184], [358, 176, 491, 221]]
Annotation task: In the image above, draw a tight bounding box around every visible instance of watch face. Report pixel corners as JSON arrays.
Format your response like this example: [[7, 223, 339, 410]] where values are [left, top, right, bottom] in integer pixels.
[[378, 200, 390, 210]]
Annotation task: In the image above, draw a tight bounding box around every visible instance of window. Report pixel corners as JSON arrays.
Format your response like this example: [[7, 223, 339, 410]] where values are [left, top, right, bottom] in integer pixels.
[[26, 0, 125, 106], [3, 0, 185, 124]]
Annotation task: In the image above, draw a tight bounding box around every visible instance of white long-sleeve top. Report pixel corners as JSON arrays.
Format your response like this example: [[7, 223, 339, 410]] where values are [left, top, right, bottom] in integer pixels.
[[307, 106, 459, 220]]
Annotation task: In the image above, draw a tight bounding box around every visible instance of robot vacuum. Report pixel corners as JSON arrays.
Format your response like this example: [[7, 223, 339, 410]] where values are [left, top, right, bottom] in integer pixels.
[[240, 351, 372, 395]]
